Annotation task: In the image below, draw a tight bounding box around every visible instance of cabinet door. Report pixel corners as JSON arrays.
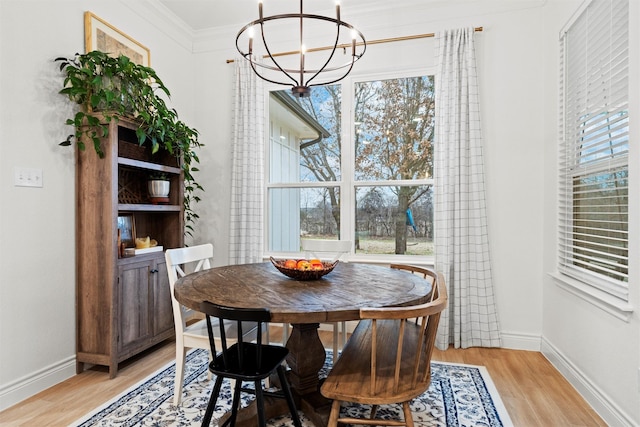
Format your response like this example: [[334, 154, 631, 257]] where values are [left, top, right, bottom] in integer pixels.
[[117, 260, 153, 352], [153, 258, 175, 336]]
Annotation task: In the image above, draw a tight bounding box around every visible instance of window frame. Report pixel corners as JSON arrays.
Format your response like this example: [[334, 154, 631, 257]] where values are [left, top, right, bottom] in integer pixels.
[[557, 0, 630, 306], [264, 67, 436, 265]]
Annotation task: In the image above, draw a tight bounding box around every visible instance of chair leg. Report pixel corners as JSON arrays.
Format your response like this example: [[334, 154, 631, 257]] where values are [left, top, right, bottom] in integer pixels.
[[340, 321, 347, 348], [201, 376, 224, 427], [277, 365, 302, 427], [402, 401, 414, 427], [370, 405, 378, 419], [255, 380, 267, 427], [327, 399, 341, 427], [173, 347, 187, 406], [207, 350, 213, 380], [228, 379, 243, 427], [332, 324, 339, 365]]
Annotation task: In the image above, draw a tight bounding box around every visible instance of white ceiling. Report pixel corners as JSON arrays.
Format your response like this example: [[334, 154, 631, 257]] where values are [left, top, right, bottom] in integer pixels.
[[157, 0, 409, 31]]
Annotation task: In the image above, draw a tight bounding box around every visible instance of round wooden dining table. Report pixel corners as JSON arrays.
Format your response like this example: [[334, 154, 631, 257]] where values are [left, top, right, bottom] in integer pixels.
[[174, 261, 432, 427]]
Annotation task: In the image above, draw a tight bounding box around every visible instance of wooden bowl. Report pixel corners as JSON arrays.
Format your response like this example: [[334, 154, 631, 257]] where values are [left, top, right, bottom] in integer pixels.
[[270, 257, 339, 281]]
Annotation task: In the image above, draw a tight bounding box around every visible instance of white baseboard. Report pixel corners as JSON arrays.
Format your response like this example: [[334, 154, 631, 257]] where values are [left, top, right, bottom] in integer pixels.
[[541, 337, 636, 427], [0, 355, 76, 412], [499, 330, 541, 351]]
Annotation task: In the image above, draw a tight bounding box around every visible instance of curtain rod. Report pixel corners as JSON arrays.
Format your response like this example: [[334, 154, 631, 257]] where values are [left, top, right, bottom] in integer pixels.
[[226, 26, 483, 63]]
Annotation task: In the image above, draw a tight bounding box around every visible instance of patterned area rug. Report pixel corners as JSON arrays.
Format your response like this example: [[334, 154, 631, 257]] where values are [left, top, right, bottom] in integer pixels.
[[71, 349, 513, 427]]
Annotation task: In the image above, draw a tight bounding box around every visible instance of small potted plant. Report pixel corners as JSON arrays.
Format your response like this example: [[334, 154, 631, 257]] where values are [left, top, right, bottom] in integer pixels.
[[148, 171, 170, 204]]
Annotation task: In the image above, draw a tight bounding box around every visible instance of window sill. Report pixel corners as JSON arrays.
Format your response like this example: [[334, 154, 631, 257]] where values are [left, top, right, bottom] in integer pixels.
[[264, 253, 435, 267], [548, 272, 634, 322]]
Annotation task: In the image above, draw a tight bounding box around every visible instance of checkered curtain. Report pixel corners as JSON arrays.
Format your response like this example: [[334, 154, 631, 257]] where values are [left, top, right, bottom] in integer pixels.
[[229, 58, 265, 264], [434, 28, 501, 349]]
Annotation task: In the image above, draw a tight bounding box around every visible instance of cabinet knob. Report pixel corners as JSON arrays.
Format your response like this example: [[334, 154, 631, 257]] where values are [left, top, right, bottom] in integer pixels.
[[150, 269, 159, 274]]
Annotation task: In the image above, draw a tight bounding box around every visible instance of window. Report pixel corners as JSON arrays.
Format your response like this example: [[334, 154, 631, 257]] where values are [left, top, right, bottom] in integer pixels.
[[558, 0, 629, 299], [267, 74, 435, 259]]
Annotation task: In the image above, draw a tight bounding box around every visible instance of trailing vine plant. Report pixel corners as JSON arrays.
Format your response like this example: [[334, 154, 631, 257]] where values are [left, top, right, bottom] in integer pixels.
[[55, 51, 203, 235]]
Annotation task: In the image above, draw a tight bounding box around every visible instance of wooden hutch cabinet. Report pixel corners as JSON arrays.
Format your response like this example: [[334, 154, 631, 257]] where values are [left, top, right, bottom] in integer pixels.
[[75, 115, 183, 378]]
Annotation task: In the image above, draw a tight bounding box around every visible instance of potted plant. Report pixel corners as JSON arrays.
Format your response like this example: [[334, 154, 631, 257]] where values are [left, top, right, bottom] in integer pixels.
[[148, 171, 170, 204], [55, 51, 203, 234]]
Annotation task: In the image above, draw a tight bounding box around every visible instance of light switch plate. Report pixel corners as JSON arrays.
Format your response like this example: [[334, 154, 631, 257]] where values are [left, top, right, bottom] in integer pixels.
[[14, 167, 43, 187]]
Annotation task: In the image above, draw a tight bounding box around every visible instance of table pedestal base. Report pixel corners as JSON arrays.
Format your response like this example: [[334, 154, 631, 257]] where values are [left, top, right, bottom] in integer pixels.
[[298, 390, 332, 427]]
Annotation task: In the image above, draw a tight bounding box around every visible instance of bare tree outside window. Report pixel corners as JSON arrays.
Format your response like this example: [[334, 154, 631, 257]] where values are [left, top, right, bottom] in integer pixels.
[[268, 75, 435, 256]]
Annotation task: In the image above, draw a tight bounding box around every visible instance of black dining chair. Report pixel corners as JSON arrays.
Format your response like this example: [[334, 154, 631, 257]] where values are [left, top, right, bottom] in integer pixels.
[[200, 301, 302, 427]]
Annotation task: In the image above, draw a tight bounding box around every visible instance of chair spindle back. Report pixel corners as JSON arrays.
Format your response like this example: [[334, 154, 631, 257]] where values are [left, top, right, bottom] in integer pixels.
[[201, 301, 270, 372]]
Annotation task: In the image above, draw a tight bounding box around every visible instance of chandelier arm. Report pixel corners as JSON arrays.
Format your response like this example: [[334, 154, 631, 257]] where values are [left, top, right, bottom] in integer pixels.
[[309, 57, 356, 88], [304, 21, 342, 88], [246, 55, 296, 87], [258, 22, 300, 86], [236, 29, 296, 86]]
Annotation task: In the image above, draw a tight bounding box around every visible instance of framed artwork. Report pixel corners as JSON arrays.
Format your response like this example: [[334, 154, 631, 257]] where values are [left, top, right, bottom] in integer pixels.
[[117, 214, 136, 247], [84, 11, 151, 66]]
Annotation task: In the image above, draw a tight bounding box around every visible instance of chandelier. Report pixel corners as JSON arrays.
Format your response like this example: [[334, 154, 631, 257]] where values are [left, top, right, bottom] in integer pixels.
[[236, 0, 366, 98]]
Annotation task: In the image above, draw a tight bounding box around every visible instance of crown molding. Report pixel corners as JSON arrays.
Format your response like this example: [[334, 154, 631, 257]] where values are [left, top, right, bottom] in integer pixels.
[[122, 0, 195, 52]]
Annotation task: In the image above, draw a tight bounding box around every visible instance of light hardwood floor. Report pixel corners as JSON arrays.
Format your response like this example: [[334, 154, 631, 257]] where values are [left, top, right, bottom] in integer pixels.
[[0, 329, 606, 427]]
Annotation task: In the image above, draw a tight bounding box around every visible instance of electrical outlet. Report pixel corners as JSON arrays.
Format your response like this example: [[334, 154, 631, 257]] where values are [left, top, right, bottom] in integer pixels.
[[14, 167, 43, 188]]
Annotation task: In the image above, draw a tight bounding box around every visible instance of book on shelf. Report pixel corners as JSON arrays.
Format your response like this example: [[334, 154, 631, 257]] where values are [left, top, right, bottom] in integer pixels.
[[124, 246, 164, 256], [135, 246, 163, 255]]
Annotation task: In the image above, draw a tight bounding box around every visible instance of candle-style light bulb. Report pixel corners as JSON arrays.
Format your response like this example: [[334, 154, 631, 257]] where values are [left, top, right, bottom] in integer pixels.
[[336, 0, 340, 22], [351, 29, 357, 56], [248, 26, 254, 54], [300, 44, 306, 84], [259, 0, 263, 20]]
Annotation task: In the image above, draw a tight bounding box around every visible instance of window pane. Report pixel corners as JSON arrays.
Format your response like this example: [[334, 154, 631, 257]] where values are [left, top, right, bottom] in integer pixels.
[[571, 168, 628, 281], [355, 186, 434, 255], [269, 86, 341, 183], [269, 187, 341, 252], [354, 77, 435, 181]]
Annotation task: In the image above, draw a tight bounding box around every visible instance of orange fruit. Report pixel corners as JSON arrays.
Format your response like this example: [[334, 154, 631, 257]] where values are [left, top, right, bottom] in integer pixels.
[[296, 260, 311, 270], [309, 258, 323, 266], [284, 259, 297, 269]]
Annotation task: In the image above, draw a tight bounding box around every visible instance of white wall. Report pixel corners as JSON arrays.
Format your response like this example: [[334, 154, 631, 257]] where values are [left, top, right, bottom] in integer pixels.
[[0, 0, 196, 410], [1, 1, 638, 425]]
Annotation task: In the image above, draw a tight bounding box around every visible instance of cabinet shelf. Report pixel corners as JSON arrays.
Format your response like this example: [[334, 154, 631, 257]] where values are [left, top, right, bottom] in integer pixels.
[[118, 204, 182, 212], [118, 157, 181, 175]]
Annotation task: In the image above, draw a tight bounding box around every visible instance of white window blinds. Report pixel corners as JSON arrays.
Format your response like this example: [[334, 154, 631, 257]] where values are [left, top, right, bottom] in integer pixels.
[[559, 0, 629, 299]]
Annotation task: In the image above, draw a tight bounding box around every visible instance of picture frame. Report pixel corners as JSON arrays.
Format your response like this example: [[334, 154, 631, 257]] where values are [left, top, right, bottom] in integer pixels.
[[117, 214, 136, 248], [84, 11, 151, 66]]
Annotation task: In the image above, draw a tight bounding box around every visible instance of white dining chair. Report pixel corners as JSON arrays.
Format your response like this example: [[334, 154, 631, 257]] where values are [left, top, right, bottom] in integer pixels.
[[165, 244, 259, 405], [297, 239, 352, 363]]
